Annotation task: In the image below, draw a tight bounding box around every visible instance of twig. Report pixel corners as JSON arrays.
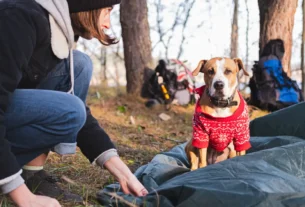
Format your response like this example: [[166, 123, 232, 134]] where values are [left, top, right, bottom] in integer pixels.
[[162, 137, 185, 143], [61, 175, 78, 186], [103, 191, 139, 207], [60, 175, 136, 207], [114, 41, 124, 61]]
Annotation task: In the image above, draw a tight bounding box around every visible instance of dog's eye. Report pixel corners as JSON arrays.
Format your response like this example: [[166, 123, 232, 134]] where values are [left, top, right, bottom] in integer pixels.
[[208, 68, 215, 75], [224, 69, 232, 75]]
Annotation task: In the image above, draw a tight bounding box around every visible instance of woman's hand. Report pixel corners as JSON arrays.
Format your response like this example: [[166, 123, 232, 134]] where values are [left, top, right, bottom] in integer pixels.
[[104, 156, 148, 196], [119, 173, 148, 196], [9, 184, 61, 207]]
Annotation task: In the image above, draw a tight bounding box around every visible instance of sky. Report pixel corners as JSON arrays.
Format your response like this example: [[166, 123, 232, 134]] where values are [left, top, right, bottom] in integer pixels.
[[146, 0, 303, 70], [148, 0, 259, 68], [79, 0, 304, 86]]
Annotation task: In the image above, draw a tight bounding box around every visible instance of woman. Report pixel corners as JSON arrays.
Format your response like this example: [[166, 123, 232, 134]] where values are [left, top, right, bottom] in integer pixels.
[[0, 0, 149, 206]]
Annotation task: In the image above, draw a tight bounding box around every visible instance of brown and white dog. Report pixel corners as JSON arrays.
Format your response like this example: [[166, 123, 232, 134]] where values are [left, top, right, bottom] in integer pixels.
[[185, 57, 251, 171]]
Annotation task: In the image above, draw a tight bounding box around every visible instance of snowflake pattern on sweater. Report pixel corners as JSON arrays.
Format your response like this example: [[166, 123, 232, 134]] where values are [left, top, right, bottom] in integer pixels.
[[192, 86, 251, 152]]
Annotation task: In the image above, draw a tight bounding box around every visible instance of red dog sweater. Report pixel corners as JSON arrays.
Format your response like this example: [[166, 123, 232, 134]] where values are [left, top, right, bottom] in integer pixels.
[[192, 86, 251, 152]]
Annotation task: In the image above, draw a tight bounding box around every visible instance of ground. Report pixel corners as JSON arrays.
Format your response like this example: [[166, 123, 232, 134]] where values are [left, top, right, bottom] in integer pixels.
[[0, 86, 269, 207]]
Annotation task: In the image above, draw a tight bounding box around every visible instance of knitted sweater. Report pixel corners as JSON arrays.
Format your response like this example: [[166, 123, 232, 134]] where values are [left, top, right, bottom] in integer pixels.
[[192, 86, 251, 152]]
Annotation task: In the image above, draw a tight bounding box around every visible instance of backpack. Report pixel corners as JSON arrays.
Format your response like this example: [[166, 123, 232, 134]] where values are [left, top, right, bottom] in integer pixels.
[[249, 55, 304, 112], [145, 60, 178, 105]]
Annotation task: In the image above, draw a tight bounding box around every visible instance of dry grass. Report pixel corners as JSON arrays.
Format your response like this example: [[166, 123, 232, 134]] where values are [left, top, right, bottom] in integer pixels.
[[0, 86, 269, 207]]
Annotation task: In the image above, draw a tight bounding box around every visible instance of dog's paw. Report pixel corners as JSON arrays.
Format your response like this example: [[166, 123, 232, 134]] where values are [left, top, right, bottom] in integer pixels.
[[190, 164, 199, 171], [236, 151, 246, 156], [199, 161, 207, 168]]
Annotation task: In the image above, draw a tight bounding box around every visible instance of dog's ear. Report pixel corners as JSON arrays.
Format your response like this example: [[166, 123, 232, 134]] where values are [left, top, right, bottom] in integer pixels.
[[233, 58, 249, 76], [192, 60, 207, 76]]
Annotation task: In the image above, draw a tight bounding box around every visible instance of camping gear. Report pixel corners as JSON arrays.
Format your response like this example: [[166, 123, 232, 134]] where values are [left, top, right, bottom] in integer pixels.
[[169, 59, 196, 105], [141, 59, 196, 107], [249, 39, 304, 111]]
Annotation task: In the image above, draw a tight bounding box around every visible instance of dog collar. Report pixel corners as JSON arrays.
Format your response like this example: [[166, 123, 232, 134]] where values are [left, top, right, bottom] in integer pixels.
[[206, 88, 238, 108]]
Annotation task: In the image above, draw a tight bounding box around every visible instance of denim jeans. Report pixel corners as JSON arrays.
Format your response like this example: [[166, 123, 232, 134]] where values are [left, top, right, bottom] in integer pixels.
[[4, 50, 92, 166]]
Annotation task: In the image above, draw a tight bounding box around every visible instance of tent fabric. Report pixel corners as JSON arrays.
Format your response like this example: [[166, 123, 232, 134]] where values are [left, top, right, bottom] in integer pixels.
[[97, 136, 305, 207], [97, 103, 305, 207], [250, 103, 305, 139]]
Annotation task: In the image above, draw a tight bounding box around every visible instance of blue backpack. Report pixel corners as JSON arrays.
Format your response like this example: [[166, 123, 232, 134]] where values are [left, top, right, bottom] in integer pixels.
[[249, 55, 303, 112]]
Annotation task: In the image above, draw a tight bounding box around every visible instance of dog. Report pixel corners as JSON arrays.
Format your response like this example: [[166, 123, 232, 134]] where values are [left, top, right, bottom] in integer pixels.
[[185, 57, 251, 171]]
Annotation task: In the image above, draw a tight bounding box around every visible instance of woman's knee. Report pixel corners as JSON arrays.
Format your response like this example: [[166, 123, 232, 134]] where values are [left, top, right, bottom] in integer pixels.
[[65, 95, 87, 133], [53, 95, 86, 155], [51, 94, 87, 138], [5, 90, 86, 157]]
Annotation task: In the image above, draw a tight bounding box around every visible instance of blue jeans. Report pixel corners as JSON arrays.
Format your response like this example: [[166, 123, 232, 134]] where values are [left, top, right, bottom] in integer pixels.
[[4, 50, 92, 166]]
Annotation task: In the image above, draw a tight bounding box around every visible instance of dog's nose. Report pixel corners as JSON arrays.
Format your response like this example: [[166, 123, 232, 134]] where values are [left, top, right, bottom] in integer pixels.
[[214, 81, 224, 90]]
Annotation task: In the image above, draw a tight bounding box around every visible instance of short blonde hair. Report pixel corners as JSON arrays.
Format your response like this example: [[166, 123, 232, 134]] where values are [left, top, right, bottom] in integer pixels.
[[70, 8, 118, 45]]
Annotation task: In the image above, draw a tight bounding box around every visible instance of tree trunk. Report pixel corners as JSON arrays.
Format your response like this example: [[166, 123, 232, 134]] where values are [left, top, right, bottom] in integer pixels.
[[100, 46, 107, 86], [230, 0, 238, 58], [258, 0, 298, 75], [120, 0, 153, 95], [302, 0, 305, 96]]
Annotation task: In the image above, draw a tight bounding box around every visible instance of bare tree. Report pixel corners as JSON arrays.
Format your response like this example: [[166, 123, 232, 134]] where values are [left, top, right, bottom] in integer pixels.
[[120, 0, 153, 95], [154, 0, 168, 57], [244, 0, 249, 70], [152, 0, 197, 60], [230, 0, 239, 58], [301, 0, 305, 95], [258, 0, 298, 75], [164, 4, 182, 59], [177, 0, 196, 60]]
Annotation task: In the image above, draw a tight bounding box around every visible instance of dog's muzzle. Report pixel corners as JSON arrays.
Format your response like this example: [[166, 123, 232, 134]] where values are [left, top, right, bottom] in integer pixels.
[[213, 81, 224, 90], [206, 88, 238, 108]]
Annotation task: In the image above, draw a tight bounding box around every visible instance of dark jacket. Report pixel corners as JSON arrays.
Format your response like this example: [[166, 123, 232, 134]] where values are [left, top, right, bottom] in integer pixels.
[[0, 0, 115, 182]]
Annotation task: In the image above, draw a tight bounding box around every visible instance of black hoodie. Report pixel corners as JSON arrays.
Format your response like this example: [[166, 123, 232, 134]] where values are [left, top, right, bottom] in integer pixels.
[[0, 0, 115, 189]]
